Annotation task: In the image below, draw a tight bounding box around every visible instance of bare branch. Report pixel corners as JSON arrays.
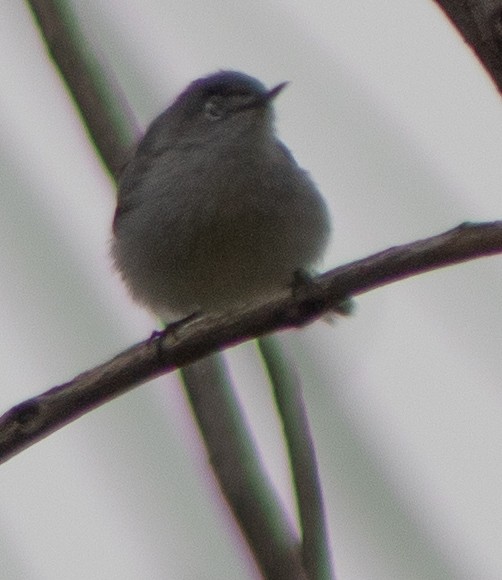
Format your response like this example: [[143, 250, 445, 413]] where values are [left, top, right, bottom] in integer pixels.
[[181, 354, 307, 580], [27, 0, 138, 177], [1, 220, 501, 465], [433, 0, 502, 93], [258, 336, 335, 580]]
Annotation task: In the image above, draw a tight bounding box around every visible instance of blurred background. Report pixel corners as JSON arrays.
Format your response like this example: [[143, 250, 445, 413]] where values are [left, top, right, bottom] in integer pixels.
[[1, 1, 502, 578]]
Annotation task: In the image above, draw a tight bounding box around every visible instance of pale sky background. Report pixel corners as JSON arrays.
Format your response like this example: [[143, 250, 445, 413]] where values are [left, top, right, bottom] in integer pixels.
[[1, 1, 502, 579]]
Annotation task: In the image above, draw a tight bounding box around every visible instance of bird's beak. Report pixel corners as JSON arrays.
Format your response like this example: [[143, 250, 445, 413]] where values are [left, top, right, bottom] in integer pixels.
[[265, 81, 289, 101], [237, 81, 289, 112]]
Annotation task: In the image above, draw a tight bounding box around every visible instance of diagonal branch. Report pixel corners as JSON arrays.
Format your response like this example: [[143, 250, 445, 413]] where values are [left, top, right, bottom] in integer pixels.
[[258, 336, 335, 580], [1, 219, 502, 465], [433, 0, 502, 94], [28, 0, 139, 177], [181, 354, 307, 580]]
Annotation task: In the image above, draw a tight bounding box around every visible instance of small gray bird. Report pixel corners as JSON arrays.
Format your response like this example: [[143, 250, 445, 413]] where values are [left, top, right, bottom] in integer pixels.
[[112, 71, 330, 322]]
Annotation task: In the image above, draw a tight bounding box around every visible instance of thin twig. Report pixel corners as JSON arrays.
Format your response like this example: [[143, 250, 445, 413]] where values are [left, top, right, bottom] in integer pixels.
[[258, 336, 334, 580], [1, 220, 502, 464], [181, 353, 307, 580], [433, 0, 502, 94], [28, 0, 139, 177]]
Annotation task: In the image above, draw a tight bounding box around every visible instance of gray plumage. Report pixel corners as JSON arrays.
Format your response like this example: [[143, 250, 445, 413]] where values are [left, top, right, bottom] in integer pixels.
[[112, 71, 330, 321]]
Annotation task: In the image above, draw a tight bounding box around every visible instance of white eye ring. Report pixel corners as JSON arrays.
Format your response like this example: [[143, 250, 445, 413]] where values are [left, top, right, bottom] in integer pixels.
[[204, 100, 224, 121]]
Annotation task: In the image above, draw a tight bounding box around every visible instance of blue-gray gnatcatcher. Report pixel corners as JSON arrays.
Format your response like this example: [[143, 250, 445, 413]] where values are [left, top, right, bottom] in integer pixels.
[[112, 71, 330, 322]]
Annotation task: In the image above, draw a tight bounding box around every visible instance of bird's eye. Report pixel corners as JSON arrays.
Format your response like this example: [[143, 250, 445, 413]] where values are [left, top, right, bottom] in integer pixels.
[[204, 99, 225, 121]]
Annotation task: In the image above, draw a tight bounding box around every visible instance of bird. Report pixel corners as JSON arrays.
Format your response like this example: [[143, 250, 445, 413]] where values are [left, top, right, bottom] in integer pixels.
[[111, 71, 330, 323]]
